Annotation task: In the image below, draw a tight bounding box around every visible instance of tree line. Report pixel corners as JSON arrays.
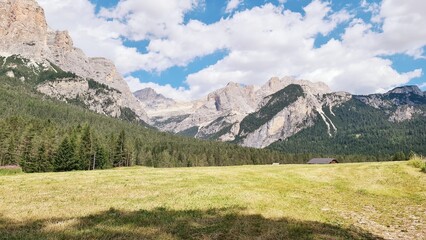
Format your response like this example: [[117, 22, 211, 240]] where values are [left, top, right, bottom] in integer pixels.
[[0, 117, 293, 172]]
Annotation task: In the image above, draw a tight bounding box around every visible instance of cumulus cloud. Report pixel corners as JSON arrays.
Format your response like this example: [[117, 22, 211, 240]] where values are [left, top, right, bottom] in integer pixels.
[[225, 0, 243, 13], [37, 0, 202, 74], [98, 0, 201, 40], [37, 0, 425, 100]]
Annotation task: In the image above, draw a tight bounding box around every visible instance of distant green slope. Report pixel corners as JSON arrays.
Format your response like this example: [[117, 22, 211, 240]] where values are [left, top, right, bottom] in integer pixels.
[[268, 98, 426, 159]]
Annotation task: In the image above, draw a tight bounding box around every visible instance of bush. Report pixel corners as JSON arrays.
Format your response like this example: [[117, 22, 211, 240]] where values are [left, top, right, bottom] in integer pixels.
[[408, 159, 425, 169], [407, 154, 426, 171]]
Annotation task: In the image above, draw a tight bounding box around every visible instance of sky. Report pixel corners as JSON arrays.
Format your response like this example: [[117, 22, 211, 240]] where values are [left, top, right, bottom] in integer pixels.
[[37, 0, 426, 101]]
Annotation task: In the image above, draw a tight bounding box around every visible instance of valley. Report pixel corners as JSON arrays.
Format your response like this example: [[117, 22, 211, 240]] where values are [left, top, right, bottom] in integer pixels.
[[1, 161, 425, 239]]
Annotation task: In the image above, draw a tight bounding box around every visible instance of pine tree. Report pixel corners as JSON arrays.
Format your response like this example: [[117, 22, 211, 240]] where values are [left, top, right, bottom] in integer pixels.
[[392, 151, 406, 161], [0, 123, 11, 166], [93, 143, 107, 169], [134, 137, 143, 166], [113, 130, 126, 167], [3, 135, 17, 166], [35, 144, 52, 172], [20, 132, 34, 173], [79, 125, 93, 170], [54, 137, 78, 172]]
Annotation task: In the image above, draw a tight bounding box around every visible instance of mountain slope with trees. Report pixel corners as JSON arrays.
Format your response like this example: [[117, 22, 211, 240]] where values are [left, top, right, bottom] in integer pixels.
[[0, 74, 294, 172], [268, 97, 426, 160]]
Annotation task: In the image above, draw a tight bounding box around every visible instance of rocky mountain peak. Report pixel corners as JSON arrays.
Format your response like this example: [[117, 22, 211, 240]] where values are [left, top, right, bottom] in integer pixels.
[[0, 0, 48, 58], [266, 76, 284, 89], [256, 77, 331, 104], [134, 88, 174, 102], [0, 0, 149, 122], [226, 82, 240, 88], [207, 81, 257, 113], [51, 31, 74, 51], [134, 87, 176, 112], [386, 85, 424, 96], [135, 87, 156, 98]]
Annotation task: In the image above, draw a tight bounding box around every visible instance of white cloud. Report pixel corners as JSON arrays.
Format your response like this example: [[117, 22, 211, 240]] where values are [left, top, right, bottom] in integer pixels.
[[37, 0, 202, 74], [37, 0, 425, 100], [346, 0, 426, 58], [225, 0, 242, 13], [98, 0, 201, 41], [125, 76, 192, 101]]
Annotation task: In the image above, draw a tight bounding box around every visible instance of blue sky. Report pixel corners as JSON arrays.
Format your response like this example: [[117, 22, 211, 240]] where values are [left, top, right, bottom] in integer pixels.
[[39, 0, 426, 100]]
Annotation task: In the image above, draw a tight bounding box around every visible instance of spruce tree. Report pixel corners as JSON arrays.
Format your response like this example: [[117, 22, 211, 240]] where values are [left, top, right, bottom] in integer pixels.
[[0, 123, 11, 166], [94, 143, 107, 169], [20, 132, 34, 173], [33, 144, 53, 172], [3, 135, 16, 166], [113, 130, 126, 167], [79, 125, 93, 170], [54, 137, 78, 172]]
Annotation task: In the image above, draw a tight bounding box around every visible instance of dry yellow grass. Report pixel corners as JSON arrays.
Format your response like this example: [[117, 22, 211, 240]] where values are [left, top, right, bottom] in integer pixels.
[[0, 161, 425, 239]]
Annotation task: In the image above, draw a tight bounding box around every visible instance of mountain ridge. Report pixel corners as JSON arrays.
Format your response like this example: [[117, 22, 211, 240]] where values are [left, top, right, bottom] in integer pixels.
[[137, 78, 425, 151]]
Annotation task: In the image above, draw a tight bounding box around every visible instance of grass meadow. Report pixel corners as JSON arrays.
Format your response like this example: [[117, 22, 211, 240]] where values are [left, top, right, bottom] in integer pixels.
[[0, 161, 425, 239]]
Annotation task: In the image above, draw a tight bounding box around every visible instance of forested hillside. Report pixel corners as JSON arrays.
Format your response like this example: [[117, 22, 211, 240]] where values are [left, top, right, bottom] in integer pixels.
[[269, 98, 426, 160], [0, 75, 293, 172]]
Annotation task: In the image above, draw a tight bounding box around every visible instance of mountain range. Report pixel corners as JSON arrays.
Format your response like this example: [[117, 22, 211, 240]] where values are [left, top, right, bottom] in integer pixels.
[[1, 0, 425, 159], [136, 79, 425, 153]]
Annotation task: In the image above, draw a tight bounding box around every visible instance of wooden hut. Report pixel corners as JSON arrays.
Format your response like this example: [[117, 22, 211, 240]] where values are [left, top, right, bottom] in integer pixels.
[[307, 158, 339, 164]]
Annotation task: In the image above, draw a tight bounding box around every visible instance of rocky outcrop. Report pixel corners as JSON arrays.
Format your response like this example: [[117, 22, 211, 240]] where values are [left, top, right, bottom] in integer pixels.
[[0, 0, 148, 122], [148, 82, 259, 137], [389, 106, 423, 123], [355, 85, 425, 122], [240, 96, 318, 148], [356, 85, 425, 108], [255, 76, 331, 104], [387, 86, 424, 96], [0, 0, 48, 59], [37, 79, 125, 117], [134, 88, 176, 112]]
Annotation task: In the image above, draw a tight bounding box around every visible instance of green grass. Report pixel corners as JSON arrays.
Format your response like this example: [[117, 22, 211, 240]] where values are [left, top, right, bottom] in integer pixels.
[[0, 162, 425, 239], [0, 167, 22, 176]]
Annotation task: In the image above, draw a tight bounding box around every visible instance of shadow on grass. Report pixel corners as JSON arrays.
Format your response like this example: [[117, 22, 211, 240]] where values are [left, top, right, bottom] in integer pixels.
[[0, 207, 383, 240]]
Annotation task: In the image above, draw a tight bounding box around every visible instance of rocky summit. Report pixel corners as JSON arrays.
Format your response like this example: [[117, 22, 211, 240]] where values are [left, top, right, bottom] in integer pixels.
[[134, 88, 176, 111], [0, 0, 148, 122]]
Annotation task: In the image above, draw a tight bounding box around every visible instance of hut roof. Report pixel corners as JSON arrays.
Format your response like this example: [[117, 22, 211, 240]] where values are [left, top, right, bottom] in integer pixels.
[[307, 158, 338, 164]]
